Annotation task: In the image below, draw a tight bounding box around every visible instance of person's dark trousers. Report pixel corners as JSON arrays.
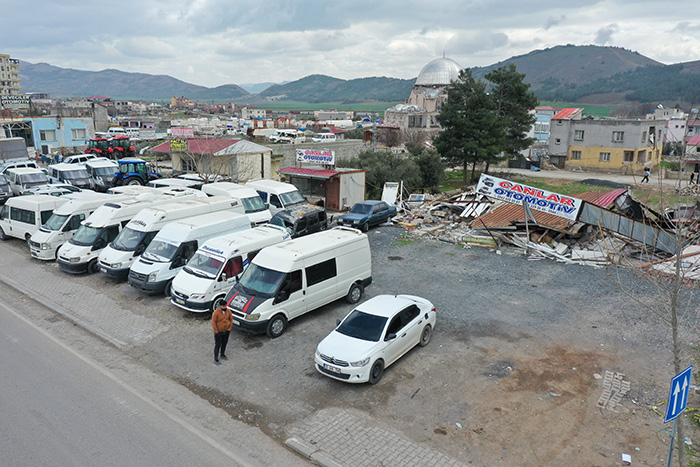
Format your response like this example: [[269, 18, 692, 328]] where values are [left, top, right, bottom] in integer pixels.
[[214, 331, 230, 361]]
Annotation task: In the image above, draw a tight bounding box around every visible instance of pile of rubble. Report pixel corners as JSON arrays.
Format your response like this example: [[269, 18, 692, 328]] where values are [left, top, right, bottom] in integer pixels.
[[391, 187, 691, 269]]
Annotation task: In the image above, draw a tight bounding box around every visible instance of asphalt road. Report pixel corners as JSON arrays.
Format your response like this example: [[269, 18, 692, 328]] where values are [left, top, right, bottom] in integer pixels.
[[0, 291, 306, 467]]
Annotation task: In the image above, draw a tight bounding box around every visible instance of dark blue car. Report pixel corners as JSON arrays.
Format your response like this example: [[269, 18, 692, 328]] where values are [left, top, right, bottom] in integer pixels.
[[337, 200, 397, 232]]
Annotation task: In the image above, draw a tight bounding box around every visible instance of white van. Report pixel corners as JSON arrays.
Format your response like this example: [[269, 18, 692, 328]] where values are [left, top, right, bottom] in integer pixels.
[[63, 153, 101, 165], [0, 195, 68, 242], [98, 196, 245, 279], [6, 167, 50, 195], [86, 158, 119, 192], [202, 182, 271, 226], [245, 179, 307, 215], [0, 158, 39, 174], [312, 133, 337, 143], [57, 187, 207, 274], [107, 127, 128, 137], [127, 211, 251, 295], [47, 163, 92, 189], [270, 129, 305, 144], [170, 224, 291, 313], [223, 226, 372, 338], [29, 193, 125, 260]]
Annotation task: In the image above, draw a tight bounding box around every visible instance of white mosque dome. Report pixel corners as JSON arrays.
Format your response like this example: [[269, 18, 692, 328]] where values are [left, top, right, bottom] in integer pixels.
[[415, 57, 462, 86]]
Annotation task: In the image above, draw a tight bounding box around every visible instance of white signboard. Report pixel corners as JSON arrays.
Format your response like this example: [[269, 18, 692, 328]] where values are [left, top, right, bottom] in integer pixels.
[[140, 129, 156, 140], [476, 174, 582, 221], [1, 96, 30, 109], [172, 127, 195, 137], [296, 149, 335, 165]]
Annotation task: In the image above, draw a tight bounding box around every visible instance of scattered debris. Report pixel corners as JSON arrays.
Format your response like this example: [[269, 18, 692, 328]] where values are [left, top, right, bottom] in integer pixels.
[[597, 371, 631, 412]]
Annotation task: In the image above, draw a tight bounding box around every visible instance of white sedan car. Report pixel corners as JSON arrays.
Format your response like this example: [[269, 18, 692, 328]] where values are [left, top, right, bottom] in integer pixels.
[[315, 294, 436, 384]]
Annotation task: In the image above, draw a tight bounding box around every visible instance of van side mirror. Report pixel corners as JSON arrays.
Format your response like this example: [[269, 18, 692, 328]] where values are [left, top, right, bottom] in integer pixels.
[[220, 273, 227, 282]]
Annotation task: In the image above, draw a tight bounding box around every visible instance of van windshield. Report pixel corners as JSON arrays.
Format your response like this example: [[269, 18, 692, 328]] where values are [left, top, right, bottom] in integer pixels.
[[142, 239, 178, 262], [71, 225, 101, 246], [111, 227, 147, 251], [43, 213, 69, 231], [20, 173, 49, 184], [238, 263, 285, 297], [279, 190, 306, 206], [62, 169, 90, 180], [184, 252, 223, 278], [241, 196, 266, 213], [93, 166, 117, 177]]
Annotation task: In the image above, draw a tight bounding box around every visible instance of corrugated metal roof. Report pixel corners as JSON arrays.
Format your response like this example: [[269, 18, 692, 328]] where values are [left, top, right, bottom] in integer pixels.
[[278, 167, 339, 179], [575, 189, 627, 207], [552, 108, 583, 120], [688, 134, 700, 146]]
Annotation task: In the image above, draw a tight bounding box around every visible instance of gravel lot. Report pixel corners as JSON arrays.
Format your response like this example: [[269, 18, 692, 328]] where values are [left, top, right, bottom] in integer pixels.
[[4, 224, 699, 465]]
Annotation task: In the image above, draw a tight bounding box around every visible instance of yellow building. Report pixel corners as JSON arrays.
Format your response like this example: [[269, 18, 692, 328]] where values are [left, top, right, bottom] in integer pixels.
[[549, 111, 662, 174], [0, 53, 21, 96]]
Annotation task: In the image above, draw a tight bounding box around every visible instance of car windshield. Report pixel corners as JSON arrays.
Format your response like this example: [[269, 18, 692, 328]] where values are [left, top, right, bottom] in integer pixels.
[[241, 196, 266, 213], [350, 204, 372, 214], [184, 252, 223, 279], [237, 263, 285, 297], [94, 166, 116, 177], [336, 309, 388, 342], [279, 190, 306, 206], [70, 225, 100, 246], [111, 227, 146, 251], [142, 239, 178, 262], [20, 173, 49, 184], [43, 213, 69, 231], [62, 169, 89, 180]]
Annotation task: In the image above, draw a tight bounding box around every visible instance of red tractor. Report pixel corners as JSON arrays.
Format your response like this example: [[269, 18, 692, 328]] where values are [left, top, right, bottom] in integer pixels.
[[84, 136, 136, 158]]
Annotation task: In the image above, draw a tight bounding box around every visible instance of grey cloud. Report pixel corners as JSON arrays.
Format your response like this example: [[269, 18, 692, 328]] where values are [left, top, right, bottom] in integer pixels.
[[544, 15, 566, 30], [594, 23, 618, 45]]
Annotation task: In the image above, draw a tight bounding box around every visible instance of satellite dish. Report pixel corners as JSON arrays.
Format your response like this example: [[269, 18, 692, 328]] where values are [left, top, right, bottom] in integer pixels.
[[691, 108, 699, 115]]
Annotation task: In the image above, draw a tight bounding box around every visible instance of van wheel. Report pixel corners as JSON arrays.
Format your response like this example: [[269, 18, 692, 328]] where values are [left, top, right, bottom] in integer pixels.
[[163, 280, 173, 297], [87, 259, 99, 274], [368, 360, 384, 384], [266, 314, 287, 338], [210, 296, 226, 313], [419, 324, 432, 347], [0, 227, 7, 241], [346, 282, 363, 304]]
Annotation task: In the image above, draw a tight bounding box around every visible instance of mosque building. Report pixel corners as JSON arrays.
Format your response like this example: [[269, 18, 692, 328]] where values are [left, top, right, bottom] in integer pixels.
[[383, 56, 462, 134]]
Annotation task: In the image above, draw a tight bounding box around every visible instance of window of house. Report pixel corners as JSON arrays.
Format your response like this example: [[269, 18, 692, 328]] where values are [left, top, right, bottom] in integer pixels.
[[599, 152, 611, 162], [181, 158, 197, 172], [574, 130, 584, 141], [40, 130, 56, 142], [638, 151, 647, 164], [612, 131, 624, 142], [571, 150, 581, 160], [641, 131, 647, 144], [71, 128, 87, 140], [623, 151, 634, 162]]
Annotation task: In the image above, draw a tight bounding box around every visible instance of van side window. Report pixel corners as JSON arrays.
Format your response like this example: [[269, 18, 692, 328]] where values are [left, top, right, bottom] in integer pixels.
[[67, 214, 85, 231], [0, 205, 8, 219], [269, 194, 282, 208], [41, 210, 54, 225], [101, 225, 120, 243], [11, 207, 34, 224], [246, 249, 260, 264], [305, 258, 337, 286], [179, 241, 197, 263], [280, 270, 302, 295], [223, 256, 243, 277]]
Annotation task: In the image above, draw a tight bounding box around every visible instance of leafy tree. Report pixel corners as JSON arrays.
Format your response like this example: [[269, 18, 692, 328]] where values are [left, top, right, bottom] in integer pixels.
[[343, 128, 364, 139], [486, 64, 538, 163], [434, 69, 504, 185], [338, 150, 421, 199], [406, 142, 444, 190]]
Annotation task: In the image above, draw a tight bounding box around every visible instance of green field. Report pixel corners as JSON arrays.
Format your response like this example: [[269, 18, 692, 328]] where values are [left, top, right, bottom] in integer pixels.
[[258, 101, 400, 113]]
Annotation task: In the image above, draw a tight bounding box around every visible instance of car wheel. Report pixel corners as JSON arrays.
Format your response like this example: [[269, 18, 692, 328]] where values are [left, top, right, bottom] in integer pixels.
[[266, 313, 287, 338], [362, 222, 369, 232], [0, 227, 6, 241], [368, 360, 384, 384], [87, 259, 99, 274], [419, 324, 432, 347], [210, 296, 226, 313], [346, 282, 363, 304], [163, 280, 173, 297]]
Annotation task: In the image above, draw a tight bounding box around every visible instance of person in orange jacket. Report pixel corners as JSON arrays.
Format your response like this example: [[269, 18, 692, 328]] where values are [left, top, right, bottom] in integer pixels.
[[212, 302, 233, 365]]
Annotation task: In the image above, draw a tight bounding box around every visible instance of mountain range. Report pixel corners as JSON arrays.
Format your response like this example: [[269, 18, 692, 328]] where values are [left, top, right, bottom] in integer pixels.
[[17, 45, 700, 107]]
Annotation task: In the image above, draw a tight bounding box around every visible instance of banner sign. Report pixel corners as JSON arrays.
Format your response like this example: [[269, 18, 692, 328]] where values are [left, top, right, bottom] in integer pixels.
[[140, 129, 156, 140], [170, 139, 189, 152], [296, 149, 335, 165], [476, 174, 582, 221], [172, 127, 194, 137], [1, 96, 30, 109]]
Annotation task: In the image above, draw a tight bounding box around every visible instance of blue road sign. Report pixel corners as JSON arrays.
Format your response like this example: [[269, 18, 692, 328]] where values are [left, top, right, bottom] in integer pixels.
[[665, 365, 693, 423]]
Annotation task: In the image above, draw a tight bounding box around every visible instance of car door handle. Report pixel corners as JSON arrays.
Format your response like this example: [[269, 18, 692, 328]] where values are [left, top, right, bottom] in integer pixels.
[[401, 333, 407, 338]]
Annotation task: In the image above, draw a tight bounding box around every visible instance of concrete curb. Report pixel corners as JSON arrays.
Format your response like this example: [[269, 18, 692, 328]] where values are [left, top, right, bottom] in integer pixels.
[[0, 272, 127, 348], [285, 437, 343, 467]]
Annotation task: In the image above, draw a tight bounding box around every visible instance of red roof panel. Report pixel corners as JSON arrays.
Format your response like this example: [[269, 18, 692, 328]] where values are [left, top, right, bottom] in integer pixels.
[[278, 166, 339, 179], [552, 108, 583, 120]]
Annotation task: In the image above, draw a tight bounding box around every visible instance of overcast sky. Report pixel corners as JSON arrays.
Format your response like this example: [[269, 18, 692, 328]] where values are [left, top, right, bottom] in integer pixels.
[[4, 0, 700, 89]]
